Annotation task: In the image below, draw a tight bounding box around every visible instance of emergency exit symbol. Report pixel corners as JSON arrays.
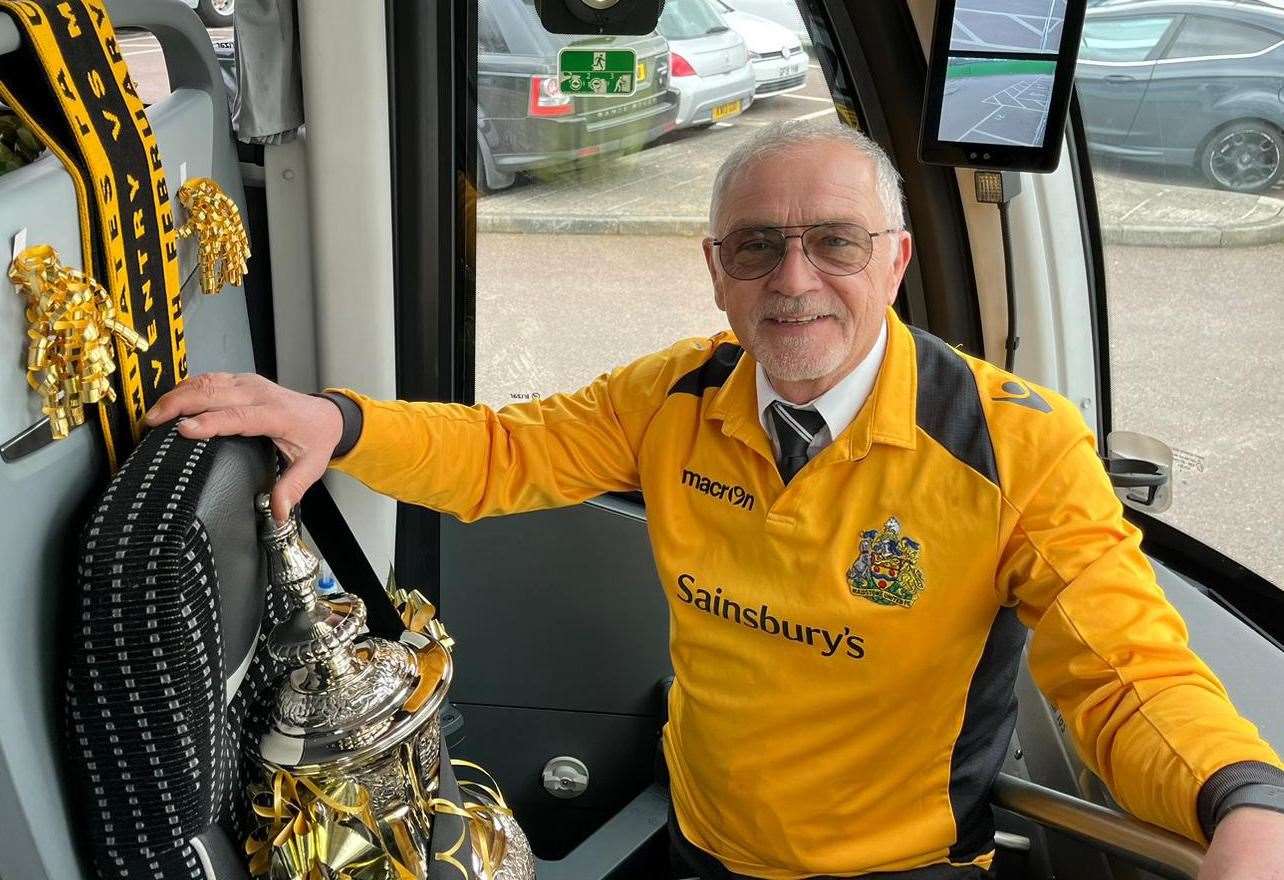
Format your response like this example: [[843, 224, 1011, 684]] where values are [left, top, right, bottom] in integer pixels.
[[558, 48, 638, 97]]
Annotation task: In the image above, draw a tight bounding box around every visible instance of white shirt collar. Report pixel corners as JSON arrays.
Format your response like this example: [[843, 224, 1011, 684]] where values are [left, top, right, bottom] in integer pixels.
[[756, 319, 888, 451]]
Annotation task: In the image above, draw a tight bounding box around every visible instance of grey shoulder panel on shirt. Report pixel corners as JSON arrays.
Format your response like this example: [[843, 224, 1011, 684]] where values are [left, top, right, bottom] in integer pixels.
[[667, 342, 744, 397], [908, 327, 999, 487]]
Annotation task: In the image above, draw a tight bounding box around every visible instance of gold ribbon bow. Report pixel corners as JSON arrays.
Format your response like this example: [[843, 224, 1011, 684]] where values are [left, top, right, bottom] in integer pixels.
[[247, 752, 520, 879], [246, 771, 419, 880], [8, 244, 148, 439], [176, 177, 250, 296], [388, 582, 456, 652]]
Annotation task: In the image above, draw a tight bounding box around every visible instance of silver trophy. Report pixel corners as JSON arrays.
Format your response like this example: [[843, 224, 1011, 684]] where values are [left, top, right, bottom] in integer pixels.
[[248, 494, 535, 880]]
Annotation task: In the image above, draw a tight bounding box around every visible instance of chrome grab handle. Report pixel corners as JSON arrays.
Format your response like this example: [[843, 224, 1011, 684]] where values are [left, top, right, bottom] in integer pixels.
[[1, 16, 17, 56], [993, 773, 1205, 880]]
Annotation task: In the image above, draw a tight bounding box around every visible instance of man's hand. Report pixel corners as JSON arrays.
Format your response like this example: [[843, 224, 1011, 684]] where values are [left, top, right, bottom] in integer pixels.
[[1201, 808, 1284, 879], [144, 373, 345, 524]]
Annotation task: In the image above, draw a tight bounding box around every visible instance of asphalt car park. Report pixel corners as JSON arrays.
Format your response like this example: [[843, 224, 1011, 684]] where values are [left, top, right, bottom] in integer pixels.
[[938, 70, 1053, 147], [950, 0, 1066, 54]]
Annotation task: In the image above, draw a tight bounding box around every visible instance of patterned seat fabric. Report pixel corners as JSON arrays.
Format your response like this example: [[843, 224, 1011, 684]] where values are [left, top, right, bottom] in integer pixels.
[[65, 425, 284, 880]]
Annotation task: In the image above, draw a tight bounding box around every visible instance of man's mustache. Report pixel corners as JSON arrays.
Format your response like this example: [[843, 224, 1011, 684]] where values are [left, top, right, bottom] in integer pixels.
[[755, 298, 840, 321]]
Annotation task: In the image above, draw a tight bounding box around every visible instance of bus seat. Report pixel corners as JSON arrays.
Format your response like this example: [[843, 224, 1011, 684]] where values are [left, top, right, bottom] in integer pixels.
[[65, 426, 277, 880]]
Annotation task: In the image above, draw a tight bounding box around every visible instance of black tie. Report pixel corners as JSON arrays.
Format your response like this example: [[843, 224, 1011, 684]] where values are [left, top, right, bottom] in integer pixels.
[[769, 401, 826, 485]]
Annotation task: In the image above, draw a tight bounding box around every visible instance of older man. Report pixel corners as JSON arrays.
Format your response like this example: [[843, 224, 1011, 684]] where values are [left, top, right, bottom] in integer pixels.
[[148, 120, 1284, 879]]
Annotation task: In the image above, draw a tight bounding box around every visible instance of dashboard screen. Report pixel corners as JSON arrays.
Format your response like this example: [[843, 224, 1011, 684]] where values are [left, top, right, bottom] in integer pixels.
[[937, 1, 1066, 148]]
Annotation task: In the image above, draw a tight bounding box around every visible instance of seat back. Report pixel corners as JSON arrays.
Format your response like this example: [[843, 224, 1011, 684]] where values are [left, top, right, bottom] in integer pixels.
[[66, 427, 277, 880]]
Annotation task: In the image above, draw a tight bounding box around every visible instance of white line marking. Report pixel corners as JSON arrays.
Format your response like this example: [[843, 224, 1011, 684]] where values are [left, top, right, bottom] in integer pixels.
[[1006, 13, 1044, 36], [973, 127, 1035, 146], [954, 20, 983, 45], [122, 47, 164, 57], [780, 93, 831, 103], [961, 105, 1005, 140], [796, 107, 837, 120]]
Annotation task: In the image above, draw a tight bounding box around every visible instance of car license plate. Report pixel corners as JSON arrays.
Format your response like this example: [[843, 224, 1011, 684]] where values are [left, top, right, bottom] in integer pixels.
[[637, 61, 648, 83], [712, 99, 742, 122]]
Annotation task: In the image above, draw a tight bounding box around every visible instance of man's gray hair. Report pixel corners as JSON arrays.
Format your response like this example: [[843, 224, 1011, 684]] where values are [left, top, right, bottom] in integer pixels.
[[708, 119, 905, 233]]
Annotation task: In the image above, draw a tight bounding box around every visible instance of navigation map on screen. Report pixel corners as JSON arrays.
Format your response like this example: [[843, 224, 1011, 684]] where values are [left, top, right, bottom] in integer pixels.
[[949, 0, 1066, 54], [937, 57, 1055, 147]]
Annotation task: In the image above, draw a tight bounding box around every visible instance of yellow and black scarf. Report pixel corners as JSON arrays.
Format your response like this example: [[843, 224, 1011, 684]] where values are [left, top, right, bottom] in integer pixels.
[[0, 0, 185, 470]]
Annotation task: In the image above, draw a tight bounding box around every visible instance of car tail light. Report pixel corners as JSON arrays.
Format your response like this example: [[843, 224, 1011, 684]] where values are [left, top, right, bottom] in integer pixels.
[[670, 52, 696, 78], [529, 76, 572, 117]]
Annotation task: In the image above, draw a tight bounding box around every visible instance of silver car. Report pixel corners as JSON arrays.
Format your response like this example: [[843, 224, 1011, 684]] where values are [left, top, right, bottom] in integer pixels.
[[714, 0, 808, 98], [659, 0, 757, 129]]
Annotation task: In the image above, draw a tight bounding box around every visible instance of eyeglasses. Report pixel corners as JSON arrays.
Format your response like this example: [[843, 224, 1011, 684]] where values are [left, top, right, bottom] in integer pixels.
[[711, 223, 901, 281]]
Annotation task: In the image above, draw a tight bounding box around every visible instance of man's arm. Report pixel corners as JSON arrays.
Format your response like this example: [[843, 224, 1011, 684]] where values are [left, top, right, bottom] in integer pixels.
[[995, 428, 1284, 850], [319, 369, 645, 522], [145, 340, 699, 523]]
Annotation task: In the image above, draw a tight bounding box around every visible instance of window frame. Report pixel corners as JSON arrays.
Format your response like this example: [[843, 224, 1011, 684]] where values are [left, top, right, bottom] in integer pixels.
[[1068, 62, 1284, 644], [1078, 13, 1180, 64]]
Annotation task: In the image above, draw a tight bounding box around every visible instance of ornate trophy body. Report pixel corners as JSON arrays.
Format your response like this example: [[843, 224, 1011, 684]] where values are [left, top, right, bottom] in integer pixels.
[[248, 495, 535, 880]]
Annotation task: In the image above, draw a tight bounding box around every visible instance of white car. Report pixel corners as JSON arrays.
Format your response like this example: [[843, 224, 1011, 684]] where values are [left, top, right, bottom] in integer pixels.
[[717, 0, 812, 48], [715, 0, 809, 98]]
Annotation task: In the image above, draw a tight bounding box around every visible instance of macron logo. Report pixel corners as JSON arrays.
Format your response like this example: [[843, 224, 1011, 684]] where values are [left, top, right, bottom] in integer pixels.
[[681, 468, 754, 511]]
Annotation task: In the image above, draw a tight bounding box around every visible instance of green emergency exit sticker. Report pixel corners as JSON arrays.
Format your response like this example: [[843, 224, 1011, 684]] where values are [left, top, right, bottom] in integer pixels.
[[558, 48, 639, 97]]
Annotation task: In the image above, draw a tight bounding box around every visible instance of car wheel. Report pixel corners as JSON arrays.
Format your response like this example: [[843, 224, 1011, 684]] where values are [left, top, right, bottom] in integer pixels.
[[196, 0, 234, 29], [1200, 121, 1284, 194]]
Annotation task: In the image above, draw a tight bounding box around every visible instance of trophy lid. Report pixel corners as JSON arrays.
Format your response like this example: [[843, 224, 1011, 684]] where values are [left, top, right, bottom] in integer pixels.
[[254, 494, 452, 772]]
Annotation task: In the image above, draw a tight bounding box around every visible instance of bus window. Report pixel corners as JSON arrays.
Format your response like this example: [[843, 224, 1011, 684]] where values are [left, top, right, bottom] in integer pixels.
[[1076, 4, 1284, 586], [473, 0, 831, 409]]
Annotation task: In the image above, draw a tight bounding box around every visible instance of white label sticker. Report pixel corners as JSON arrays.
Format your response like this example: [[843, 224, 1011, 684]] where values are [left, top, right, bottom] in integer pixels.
[[179, 161, 188, 185], [12, 227, 27, 261]]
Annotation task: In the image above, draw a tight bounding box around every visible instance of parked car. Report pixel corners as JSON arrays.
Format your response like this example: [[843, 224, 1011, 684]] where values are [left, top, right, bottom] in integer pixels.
[[475, 0, 679, 192], [658, 0, 757, 129], [714, 0, 808, 97], [1077, 0, 1284, 192], [718, 0, 812, 49]]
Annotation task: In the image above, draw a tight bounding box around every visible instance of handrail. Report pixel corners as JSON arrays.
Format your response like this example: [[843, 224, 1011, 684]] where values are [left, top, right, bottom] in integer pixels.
[[993, 773, 1204, 880], [1, 15, 18, 55]]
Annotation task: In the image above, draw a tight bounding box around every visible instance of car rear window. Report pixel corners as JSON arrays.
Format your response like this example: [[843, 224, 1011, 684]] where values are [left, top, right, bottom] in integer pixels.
[[1165, 16, 1282, 59], [659, 0, 728, 40]]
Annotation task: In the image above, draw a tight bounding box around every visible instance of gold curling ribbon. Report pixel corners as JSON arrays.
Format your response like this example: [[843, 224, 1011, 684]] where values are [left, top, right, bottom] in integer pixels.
[[423, 760, 517, 880], [7, 244, 148, 439], [176, 177, 250, 296], [388, 584, 456, 652]]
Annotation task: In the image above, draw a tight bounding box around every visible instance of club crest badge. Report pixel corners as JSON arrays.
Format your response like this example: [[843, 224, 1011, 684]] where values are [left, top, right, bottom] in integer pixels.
[[846, 516, 926, 608]]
